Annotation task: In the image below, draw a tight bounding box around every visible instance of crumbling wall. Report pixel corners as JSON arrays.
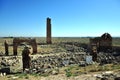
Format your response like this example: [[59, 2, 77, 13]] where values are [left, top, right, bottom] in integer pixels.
[[13, 38, 37, 55], [99, 33, 112, 52], [30, 52, 86, 73], [89, 33, 112, 52], [0, 52, 86, 74], [0, 56, 22, 73]]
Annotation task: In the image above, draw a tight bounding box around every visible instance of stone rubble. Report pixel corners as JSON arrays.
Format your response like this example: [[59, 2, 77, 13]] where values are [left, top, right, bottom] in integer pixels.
[[30, 52, 86, 74], [0, 56, 22, 73], [95, 71, 120, 80], [97, 52, 120, 65]]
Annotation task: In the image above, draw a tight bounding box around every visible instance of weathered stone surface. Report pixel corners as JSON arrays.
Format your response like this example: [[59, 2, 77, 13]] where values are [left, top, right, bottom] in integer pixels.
[[90, 33, 112, 53], [22, 47, 30, 71], [29, 52, 86, 74], [4, 40, 9, 56], [46, 17, 52, 44], [13, 38, 37, 55], [0, 48, 120, 75], [97, 52, 120, 65], [0, 56, 22, 73], [94, 71, 120, 80]]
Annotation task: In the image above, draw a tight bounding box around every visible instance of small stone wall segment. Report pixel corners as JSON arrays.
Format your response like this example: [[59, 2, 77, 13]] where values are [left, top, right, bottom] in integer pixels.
[[0, 52, 86, 74], [0, 56, 22, 73], [30, 52, 86, 73]]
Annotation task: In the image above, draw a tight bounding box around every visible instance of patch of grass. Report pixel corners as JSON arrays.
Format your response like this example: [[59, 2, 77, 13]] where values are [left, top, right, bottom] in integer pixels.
[[64, 66, 74, 77], [30, 73, 40, 77], [14, 73, 28, 79], [90, 64, 120, 72], [65, 69, 72, 77], [64, 64, 120, 77], [25, 75, 29, 79], [39, 73, 49, 77], [111, 64, 120, 70], [64, 65, 82, 77]]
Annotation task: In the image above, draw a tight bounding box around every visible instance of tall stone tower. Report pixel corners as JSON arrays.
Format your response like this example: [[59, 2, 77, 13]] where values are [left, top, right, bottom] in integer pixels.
[[46, 17, 52, 44]]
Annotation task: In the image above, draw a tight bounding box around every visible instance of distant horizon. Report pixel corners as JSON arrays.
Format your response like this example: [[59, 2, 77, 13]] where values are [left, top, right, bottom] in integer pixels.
[[1, 35, 120, 38]]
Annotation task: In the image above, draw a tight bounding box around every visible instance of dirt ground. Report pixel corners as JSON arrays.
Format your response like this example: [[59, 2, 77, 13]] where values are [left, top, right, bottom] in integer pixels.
[[0, 73, 97, 80]]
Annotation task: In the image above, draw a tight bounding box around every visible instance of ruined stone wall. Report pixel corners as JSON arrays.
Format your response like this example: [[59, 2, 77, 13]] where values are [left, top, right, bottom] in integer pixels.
[[0, 52, 86, 74], [89, 33, 112, 52], [31, 53, 85, 67], [0, 56, 22, 73], [29, 52, 86, 73]]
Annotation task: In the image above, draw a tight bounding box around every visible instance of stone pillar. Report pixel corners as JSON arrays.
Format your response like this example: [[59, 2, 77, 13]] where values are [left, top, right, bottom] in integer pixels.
[[22, 47, 30, 72], [46, 17, 52, 44], [91, 46, 97, 61], [32, 42, 37, 54], [4, 40, 9, 56], [13, 43, 17, 55]]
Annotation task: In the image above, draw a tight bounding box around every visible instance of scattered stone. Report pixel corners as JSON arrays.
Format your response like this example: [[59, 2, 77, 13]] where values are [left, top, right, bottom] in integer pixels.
[[0, 72, 6, 76], [24, 68, 30, 73], [115, 77, 120, 80], [12, 76, 19, 79], [52, 70, 58, 75], [102, 71, 113, 75]]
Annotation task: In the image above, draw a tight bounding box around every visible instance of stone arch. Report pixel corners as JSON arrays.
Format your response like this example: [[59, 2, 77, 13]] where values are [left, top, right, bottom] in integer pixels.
[[101, 33, 112, 40], [13, 38, 37, 55], [100, 33, 112, 52]]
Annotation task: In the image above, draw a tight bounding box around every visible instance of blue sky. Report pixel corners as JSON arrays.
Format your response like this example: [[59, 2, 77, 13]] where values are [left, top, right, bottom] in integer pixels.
[[0, 0, 120, 37]]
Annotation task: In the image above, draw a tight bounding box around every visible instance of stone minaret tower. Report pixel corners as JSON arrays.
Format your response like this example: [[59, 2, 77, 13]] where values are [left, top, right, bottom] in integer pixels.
[[46, 17, 52, 44]]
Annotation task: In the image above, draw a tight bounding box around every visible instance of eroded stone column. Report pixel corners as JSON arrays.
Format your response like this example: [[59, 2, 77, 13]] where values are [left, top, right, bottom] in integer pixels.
[[32, 42, 37, 54], [46, 17, 52, 44], [22, 47, 30, 72], [4, 40, 9, 56], [91, 46, 97, 61], [13, 43, 17, 55]]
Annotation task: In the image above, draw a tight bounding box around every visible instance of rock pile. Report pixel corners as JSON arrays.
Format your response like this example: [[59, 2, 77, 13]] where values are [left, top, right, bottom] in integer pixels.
[[0, 51, 4, 56], [30, 52, 86, 74], [95, 71, 120, 80], [97, 52, 120, 65], [60, 42, 87, 52], [0, 56, 22, 73]]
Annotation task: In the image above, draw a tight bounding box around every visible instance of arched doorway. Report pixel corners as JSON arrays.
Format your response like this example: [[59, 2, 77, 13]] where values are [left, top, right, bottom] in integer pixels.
[[13, 38, 37, 55]]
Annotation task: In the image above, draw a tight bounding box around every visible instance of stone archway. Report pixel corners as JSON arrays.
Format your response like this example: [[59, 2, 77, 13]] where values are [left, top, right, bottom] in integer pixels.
[[100, 33, 112, 52], [13, 38, 37, 55], [90, 33, 112, 53]]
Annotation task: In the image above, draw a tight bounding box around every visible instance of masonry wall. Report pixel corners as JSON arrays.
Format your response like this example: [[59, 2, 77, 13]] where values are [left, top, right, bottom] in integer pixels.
[[0, 52, 86, 73], [46, 17, 52, 44], [0, 56, 22, 73]]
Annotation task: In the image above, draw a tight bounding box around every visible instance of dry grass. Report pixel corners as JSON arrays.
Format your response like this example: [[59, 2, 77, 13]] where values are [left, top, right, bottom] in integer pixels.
[[0, 37, 120, 56], [0, 37, 120, 55], [0, 63, 120, 80], [0, 37, 120, 80]]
